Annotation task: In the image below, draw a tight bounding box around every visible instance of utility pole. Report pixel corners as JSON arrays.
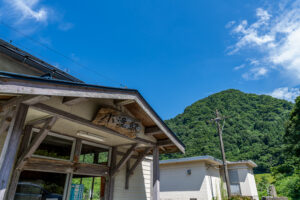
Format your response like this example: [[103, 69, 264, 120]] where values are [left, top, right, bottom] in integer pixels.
[[212, 109, 231, 198]]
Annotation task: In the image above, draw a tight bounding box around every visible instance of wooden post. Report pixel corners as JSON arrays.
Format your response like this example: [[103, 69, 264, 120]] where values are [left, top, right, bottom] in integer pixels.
[[0, 104, 29, 200], [106, 147, 117, 200], [125, 160, 130, 190], [6, 125, 33, 200], [153, 145, 160, 200], [100, 177, 105, 199]]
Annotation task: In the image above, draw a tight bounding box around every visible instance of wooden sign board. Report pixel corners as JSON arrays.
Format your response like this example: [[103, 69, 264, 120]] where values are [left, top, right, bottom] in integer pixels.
[[92, 108, 144, 138]]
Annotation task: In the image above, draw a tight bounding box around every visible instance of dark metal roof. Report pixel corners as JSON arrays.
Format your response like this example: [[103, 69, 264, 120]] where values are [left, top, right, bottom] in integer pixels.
[[0, 71, 185, 149], [0, 39, 83, 83]]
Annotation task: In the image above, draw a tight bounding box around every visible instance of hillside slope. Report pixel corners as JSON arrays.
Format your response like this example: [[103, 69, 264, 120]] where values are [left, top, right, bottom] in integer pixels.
[[164, 89, 293, 173]]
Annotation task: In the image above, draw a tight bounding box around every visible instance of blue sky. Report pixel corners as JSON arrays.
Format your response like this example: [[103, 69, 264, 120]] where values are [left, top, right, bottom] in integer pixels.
[[0, 0, 300, 119]]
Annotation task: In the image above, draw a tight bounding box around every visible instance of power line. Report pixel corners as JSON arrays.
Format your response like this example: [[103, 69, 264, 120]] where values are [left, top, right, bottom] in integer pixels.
[[0, 21, 127, 88]]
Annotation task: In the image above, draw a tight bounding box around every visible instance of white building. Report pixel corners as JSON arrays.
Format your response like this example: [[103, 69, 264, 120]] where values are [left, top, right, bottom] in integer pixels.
[[160, 156, 259, 200]]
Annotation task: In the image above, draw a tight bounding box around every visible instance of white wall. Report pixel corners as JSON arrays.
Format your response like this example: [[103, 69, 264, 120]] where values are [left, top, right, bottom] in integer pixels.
[[229, 165, 259, 200], [206, 166, 221, 200], [160, 162, 214, 200], [113, 154, 152, 200]]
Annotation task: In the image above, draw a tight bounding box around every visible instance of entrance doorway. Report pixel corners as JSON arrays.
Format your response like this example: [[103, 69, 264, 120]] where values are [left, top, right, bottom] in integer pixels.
[[12, 130, 110, 200]]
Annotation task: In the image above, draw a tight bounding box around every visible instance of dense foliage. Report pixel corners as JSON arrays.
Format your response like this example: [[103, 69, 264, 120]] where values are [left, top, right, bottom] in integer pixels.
[[163, 89, 293, 173], [270, 96, 300, 199]]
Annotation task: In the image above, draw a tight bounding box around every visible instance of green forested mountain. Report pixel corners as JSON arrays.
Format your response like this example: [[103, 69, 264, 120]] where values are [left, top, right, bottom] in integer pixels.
[[163, 89, 293, 173]]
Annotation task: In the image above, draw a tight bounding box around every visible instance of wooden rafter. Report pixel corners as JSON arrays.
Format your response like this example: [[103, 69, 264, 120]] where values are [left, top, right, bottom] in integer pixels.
[[157, 139, 173, 147], [116, 99, 135, 106], [30, 103, 155, 145], [111, 144, 137, 177], [145, 126, 163, 136]]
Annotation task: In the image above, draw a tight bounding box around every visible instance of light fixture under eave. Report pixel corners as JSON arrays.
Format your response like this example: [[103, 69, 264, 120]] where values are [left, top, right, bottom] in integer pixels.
[[77, 131, 105, 142]]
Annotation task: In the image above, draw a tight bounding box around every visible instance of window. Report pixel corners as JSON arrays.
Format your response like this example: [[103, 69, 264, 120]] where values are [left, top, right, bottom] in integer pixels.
[[229, 169, 241, 195], [31, 130, 75, 161], [80, 141, 109, 165]]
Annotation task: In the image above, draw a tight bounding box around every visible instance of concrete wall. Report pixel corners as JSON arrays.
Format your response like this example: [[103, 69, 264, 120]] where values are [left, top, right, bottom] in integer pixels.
[[229, 165, 259, 200], [160, 162, 215, 200], [113, 154, 152, 200], [206, 166, 222, 200]]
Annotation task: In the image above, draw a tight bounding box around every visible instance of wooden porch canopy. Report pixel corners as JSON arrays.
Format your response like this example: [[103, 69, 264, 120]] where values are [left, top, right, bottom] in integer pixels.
[[0, 71, 185, 200], [0, 71, 184, 153]]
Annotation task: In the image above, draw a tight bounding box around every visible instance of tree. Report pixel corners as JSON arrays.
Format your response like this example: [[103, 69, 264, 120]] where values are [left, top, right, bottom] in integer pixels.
[[285, 96, 300, 163]]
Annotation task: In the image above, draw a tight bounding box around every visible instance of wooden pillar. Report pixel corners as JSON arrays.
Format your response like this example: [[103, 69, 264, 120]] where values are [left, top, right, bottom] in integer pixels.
[[152, 145, 160, 200], [125, 160, 130, 190], [6, 125, 33, 200], [106, 147, 117, 200], [0, 104, 28, 200]]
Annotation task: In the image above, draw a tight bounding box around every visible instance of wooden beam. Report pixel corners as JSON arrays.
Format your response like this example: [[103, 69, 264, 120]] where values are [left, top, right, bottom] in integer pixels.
[[62, 97, 87, 106], [16, 117, 57, 170], [23, 157, 109, 176], [30, 103, 155, 145], [153, 145, 160, 200], [0, 103, 29, 200], [128, 147, 152, 175], [145, 126, 163, 136], [116, 99, 135, 106], [26, 116, 53, 126], [0, 96, 21, 115], [125, 147, 152, 190], [0, 109, 15, 137], [112, 144, 137, 177], [0, 95, 49, 116], [17, 125, 33, 158]]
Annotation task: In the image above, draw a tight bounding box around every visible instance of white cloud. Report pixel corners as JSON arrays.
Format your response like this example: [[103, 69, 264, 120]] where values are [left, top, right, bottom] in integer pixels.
[[229, 0, 300, 84], [242, 67, 268, 80], [1, 0, 73, 33], [234, 64, 245, 70], [269, 87, 300, 102], [6, 0, 48, 22]]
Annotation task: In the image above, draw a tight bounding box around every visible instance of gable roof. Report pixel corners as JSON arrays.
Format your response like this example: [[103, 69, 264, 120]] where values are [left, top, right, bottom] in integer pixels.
[[0, 71, 185, 153]]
